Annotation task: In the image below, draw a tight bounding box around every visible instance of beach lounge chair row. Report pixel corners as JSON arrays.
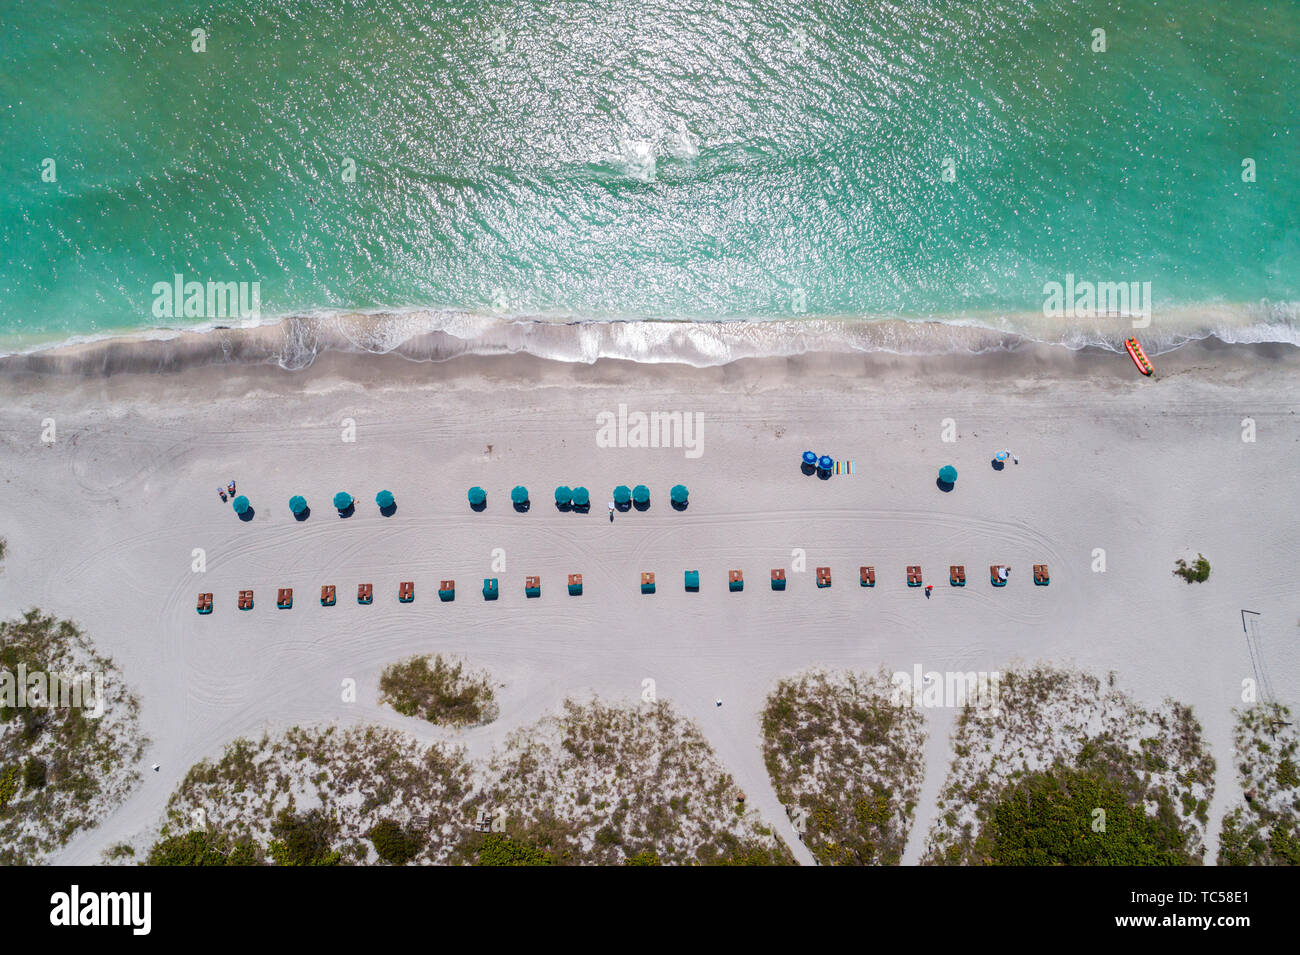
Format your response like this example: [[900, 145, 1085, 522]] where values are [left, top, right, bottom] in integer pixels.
[[661, 563, 1049, 592], [198, 564, 1051, 612], [198, 574, 589, 612]]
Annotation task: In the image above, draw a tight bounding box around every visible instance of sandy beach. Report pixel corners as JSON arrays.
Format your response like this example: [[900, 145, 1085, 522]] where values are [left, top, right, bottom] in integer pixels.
[[2, 339, 1298, 864]]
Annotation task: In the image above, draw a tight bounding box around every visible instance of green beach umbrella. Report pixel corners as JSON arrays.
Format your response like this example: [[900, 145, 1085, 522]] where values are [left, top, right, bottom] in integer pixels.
[[632, 484, 650, 505], [510, 485, 529, 504], [571, 486, 590, 507], [333, 491, 353, 510], [554, 485, 572, 505], [938, 465, 958, 484], [670, 484, 689, 504], [375, 489, 395, 510], [467, 486, 487, 507], [288, 495, 307, 515], [613, 485, 631, 505], [232, 495, 250, 515]]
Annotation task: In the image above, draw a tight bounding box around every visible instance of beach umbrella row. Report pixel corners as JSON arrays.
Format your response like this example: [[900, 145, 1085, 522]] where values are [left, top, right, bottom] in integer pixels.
[[468, 485, 680, 510], [801, 450, 835, 477], [231, 491, 398, 519]]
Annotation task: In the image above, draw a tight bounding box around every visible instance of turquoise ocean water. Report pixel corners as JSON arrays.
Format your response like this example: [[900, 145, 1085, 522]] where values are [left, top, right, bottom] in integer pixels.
[[1, 0, 1297, 363]]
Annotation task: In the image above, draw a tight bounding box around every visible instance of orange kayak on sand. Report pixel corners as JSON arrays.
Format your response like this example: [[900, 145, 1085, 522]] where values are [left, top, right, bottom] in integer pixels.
[[1125, 337, 1154, 376]]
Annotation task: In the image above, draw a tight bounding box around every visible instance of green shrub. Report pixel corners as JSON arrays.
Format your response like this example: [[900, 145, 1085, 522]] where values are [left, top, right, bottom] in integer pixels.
[[474, 834, 552, 866], [147, 830, 261, 866], [22, 757, 46, 790], [268, 809, 341, 866], [369, 819, 424, 865], [1173, 554, 1211, 583]]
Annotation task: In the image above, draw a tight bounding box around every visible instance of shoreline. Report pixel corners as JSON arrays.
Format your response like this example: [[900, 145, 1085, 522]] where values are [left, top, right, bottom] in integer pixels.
[[2, 303, 1297, 380]]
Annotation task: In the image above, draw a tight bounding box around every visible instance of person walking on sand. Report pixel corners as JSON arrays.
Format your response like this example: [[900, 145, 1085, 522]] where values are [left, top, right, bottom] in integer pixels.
[[228, 480, 237, 497], [218, 487, 227, 502], [608, 501, 615, 522], [924, 585, 933, 598]]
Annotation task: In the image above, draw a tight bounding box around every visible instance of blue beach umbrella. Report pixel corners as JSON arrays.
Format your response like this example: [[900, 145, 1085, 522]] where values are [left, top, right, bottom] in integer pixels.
[[467, 486, 486, 507], [802, 451, 817, 467], [232, 495, 250, 515], [375, 489, 395, 510], [939, 465, 958, 484], [288, 495, 307, 515], [818, 455, 834, 472], [333, 491, 353, 511]]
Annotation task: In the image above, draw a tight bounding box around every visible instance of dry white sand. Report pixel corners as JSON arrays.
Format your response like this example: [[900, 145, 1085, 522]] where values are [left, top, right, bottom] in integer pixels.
[[2, 341, 1298, 864]]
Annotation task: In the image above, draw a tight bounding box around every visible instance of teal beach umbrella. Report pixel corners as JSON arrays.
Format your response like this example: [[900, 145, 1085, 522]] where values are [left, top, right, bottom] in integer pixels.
[[467, 486, 486, 507], [613, 485, 631, 506], [333, 491, 353, 510], [632, 484, 650, 505], [232, 495, 250, 515], [938, 465, 958, 484], [571, 486, 590, 507], [288, 495, 307, 515], [670, 484, 689, 505], [510, 485, 529, 504], [375, 489, 395, 509], [554, 485, 572, 505]]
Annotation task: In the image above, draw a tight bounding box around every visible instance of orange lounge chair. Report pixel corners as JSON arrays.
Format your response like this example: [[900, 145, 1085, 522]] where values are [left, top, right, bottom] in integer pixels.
[[990, 565, 1008, 587], [438, 580, 455, 601], [358, 583, 373, 604], [399, 581, 414, 603], [907, 566, 923, 587], [1034, 564, 1050, 586], [238, 590, 254, 611], [729, 570, 743, 592], [816, 567, 831, 588], [641, 572, 655, 595], [860, 566, 875, 587], [525, 575, 541, 598], [277, 588, 293, 609], [771, 568, 786, 591], [568, 574, 583, 596], [197, 593, 213, 615], [321, 585, 336, 606], [950, 565, 965, 586]]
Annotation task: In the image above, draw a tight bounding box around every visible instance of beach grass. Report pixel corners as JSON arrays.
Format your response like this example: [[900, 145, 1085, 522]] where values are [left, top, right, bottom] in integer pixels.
[[923, 666, 1214, 865], [1217, 704, 1300, 865], [0, 610, 146, 864], [378, 654, 498, 728], [761, 669, 926, 865]]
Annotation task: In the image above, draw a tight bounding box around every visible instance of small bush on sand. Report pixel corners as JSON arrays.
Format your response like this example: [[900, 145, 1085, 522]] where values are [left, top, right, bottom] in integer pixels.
[[379, 654, 498, 727], [1173, 554, 1210, 583], [369, 819, 424, 865]]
